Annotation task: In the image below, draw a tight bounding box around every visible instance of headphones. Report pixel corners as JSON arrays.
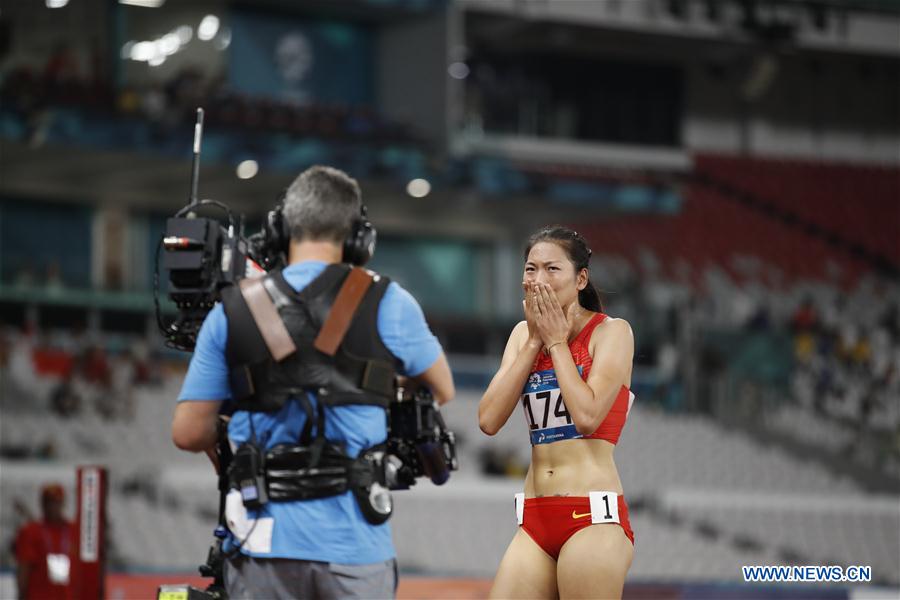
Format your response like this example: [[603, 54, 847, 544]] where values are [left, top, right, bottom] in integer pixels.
[[265, 194, 376, 267], [342, 204, 377, 267]]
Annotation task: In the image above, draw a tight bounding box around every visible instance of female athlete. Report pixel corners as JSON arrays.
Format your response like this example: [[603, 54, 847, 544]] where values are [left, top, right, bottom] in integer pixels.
[[479, 225, 635, 599]]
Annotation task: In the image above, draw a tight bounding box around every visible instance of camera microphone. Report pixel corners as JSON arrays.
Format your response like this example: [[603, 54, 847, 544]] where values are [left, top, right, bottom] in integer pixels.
[[415, 441, 450, 486]]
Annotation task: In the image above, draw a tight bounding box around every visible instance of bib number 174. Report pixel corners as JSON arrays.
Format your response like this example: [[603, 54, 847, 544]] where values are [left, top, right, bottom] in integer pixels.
[[522, 389, 572, 430]]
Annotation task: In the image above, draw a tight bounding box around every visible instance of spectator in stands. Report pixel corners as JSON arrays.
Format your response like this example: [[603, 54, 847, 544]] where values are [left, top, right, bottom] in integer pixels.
[[697, 343, 725, 413], [746, 302, 771, 331], [164, 67, 205, 124], [881, 303, 900, 340], [790, 296, 818, 333], [43, 43, 80, 86], [44, 261, 64, 295], [13, 262, 36, 288], [850, 331, 872, 373], [655, 341, 680, 410], [14, 484, 74, 600], [110, 350, 136, 421], [73, 344, 115, 420], [172, 165, 454, 599], [6, 326, 56, 408], [50, 375, 81, 418], [80, 344, 110, 387], [794, 329, 815, 365], [479, 226, 634, 599]]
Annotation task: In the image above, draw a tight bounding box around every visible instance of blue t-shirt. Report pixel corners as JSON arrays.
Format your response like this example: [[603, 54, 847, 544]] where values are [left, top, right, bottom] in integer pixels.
[[178, 261, 442, 564]]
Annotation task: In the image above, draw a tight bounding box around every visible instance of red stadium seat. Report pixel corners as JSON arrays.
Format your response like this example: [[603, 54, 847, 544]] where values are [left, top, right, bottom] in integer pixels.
[[582, 153, 898, 290]]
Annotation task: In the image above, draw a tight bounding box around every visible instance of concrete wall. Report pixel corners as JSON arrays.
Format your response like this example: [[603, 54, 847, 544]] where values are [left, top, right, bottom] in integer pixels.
[[377, 8, 451, 146]]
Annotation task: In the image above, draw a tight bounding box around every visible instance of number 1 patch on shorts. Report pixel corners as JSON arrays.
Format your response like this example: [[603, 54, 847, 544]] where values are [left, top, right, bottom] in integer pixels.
[[521, 368, 581, 445]]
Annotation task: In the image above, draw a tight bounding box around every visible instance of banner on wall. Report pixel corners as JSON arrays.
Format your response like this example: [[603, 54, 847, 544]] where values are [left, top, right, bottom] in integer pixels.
[[229, 10, 373, 106]]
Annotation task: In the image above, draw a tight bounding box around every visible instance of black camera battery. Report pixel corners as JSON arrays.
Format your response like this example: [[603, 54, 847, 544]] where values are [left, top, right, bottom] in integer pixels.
[[230, 442, 268, 510]]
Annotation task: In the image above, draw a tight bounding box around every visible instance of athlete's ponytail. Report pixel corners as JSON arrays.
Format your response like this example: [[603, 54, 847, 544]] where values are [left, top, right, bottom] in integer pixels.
[[525, 225, 602, 312], [578, 278, 602, 313]]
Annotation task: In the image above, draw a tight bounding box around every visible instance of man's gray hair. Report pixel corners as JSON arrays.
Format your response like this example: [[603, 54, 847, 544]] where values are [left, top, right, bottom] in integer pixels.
[[282, 165, 362, 243]]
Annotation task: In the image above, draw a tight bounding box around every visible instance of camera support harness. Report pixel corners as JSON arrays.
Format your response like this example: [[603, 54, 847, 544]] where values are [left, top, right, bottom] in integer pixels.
[[222, 264, 395, 525]]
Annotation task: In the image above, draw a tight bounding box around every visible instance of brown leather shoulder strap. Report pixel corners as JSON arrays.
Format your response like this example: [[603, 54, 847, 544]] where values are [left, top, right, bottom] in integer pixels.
[[314, 267, 374, 356], [239, 275, 297, 361]]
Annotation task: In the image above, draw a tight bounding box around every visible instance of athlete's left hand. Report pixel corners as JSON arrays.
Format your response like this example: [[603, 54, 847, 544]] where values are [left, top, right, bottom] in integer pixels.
[[532, 283, 574, 349]]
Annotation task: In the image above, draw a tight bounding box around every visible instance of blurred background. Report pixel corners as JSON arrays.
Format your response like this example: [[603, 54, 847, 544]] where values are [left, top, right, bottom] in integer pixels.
[[0, 0, 898, 597]]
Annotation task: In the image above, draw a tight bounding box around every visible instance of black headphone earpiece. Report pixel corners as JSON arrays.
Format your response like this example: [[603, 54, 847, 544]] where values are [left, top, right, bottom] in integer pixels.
[[262, 189, 291, 267], [269, 204, 290, 250], [343, 204, 376, 266]]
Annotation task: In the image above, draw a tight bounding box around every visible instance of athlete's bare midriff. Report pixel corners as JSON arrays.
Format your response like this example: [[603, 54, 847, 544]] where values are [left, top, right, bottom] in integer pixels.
[[524, 438, 624, 497]]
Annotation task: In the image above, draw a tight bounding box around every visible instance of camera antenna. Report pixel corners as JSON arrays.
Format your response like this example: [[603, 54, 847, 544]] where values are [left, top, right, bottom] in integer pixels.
[[189, 107, 204, 206]]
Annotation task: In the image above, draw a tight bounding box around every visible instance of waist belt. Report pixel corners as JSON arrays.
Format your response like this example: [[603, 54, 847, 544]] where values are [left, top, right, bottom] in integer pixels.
[[264, 441, 382, 502], [227, 393, 392, 525]]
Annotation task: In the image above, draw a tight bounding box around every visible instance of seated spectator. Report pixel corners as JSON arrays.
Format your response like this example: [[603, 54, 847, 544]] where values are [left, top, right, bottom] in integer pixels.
[[43, 43, 80, 86], [44, 261, 65, 295], [50, 375, 81, 418], [791, 296, 818, 333], [80, 344, 110, 388], [794, 331, 815, 364], [76, 344, 113, 419], [110, 350, 136, 421], [13, 263, 36, 289]]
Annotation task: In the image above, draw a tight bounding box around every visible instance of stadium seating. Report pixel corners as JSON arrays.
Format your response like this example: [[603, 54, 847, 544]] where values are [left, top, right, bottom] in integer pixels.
[[6, 384, 897, 584], [584, 154, 899, 293], [695, 153, 900, 266]]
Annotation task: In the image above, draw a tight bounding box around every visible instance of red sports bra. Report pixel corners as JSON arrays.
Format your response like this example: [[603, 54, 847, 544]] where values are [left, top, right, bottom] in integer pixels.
[[522, 313, 634, 446]]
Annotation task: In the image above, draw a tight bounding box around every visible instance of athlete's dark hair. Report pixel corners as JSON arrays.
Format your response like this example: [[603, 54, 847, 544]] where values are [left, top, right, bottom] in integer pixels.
[[524, 225, 602, 312]]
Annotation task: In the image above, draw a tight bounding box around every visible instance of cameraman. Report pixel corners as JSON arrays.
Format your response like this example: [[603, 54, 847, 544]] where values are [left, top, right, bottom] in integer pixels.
[[171, 165, 454, 599]]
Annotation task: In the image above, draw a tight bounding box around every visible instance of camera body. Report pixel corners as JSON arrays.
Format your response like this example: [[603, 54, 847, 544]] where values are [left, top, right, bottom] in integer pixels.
[[158, 205, 282, 352]]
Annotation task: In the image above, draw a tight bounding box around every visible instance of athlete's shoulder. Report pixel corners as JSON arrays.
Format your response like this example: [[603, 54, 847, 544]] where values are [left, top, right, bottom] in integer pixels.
[[592, 315, 633, 344], [510, 320, 530, 341], [507, 320, 534, 353]]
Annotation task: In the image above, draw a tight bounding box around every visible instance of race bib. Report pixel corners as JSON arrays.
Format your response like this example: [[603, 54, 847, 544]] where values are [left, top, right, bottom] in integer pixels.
[[521, 369, 582, 445], [46, 553, 70, 585], [588, 491, 620, 524]]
